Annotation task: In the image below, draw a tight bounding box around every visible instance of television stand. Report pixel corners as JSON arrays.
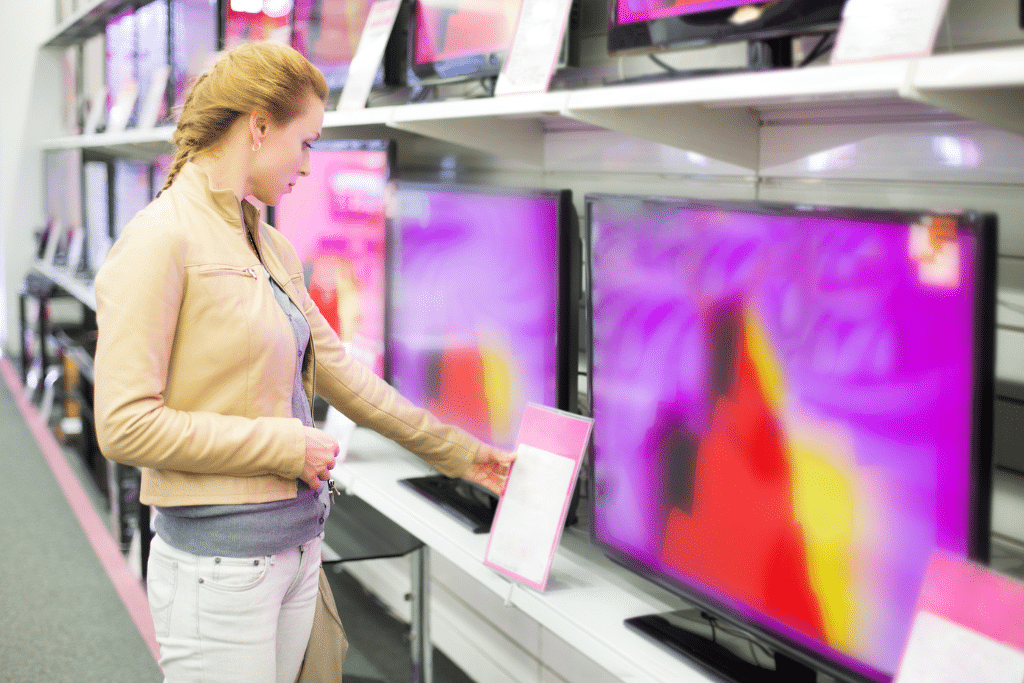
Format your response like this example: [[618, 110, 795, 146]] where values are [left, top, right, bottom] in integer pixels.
[[625, 609, 816, 683], [400, 474, 498, 534]]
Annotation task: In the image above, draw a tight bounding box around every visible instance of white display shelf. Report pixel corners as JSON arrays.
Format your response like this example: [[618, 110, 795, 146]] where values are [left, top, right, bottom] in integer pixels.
[[31, 261, 97, 310], [44, 0, 146, 48], [41, 125, 175, 159], [39, 45, 1024, 170], [332, 428, 717, 683]]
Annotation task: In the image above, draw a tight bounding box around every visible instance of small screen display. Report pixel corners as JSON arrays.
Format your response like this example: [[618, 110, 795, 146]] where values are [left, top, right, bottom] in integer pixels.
[[274, 141, 390, 377], [414, 0, 522, 64], [389, 183, 565, 450]]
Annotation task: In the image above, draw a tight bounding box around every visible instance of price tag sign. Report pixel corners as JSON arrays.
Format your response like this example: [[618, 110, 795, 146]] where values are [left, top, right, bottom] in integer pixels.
[[337, 0, 402, 111], [831, 0, 951, 63], [895, 551, 1024, 683], [494, 0, 574, 96]]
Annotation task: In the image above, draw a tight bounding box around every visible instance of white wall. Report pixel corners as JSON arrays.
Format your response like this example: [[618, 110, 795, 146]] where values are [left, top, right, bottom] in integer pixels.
[[0, 0, 60, 355]]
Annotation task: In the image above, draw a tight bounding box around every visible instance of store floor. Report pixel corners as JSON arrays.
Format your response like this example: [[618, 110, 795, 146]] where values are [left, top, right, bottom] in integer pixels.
[[0, 356, 475, 683]]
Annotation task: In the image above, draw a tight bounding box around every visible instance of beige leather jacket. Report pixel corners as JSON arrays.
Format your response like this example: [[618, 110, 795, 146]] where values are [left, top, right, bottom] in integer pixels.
[[94, 162, 477, 506]]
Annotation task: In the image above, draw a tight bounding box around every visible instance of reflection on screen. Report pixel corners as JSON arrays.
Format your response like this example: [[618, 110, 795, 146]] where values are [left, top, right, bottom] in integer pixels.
[[275, 143, 389, 377], [389, 184, 562, 450], [414, 0, 523, 64], [589, 196, 982, 680]]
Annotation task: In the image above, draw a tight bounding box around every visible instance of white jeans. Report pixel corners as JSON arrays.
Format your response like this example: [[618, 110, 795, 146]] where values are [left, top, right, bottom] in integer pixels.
[[147, 533, 322, 683]]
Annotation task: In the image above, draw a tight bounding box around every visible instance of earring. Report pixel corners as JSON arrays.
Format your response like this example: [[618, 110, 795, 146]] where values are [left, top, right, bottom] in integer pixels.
[[252, 141, 261, 152]]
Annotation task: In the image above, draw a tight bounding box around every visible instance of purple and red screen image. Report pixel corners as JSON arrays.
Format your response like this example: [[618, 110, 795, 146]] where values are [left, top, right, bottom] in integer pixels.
[[389, 184, 562, 451], [292, 0, 373, 90], [414, 0, 523, 64], [275, 144, 389, 377], [588, 195, 984, 680], [616, 0, 753, 25]]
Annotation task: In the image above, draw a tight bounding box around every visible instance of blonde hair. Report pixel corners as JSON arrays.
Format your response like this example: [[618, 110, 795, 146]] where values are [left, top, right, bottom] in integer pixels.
[[160, 41, 328, 193]]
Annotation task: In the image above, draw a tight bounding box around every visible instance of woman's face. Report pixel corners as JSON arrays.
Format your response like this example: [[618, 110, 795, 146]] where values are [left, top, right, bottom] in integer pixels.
[[250, 91, 325, 207]]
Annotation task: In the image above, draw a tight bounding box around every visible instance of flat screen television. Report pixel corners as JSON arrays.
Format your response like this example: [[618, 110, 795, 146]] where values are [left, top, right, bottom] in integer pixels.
[[392, 0, 579, 87], [224, 0, 293, 49], [112, 160, 153, 239], [389, 182, 580, 530], [106, 7, 138, 130], [83, 159, 113, 277], [585, 193, 996, 683], [42, 149, 84, 270], [388, 181, 578, 448], [292, 0, 375, 98], [135, 0, 171, 126], [607, 0, 846, 58], [274, 139, 392, 378], [170, 0, 220, 115]]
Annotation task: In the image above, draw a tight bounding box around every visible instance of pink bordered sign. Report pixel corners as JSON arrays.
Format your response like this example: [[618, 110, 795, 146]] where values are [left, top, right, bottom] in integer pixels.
[[895, 550, 1024, 682], [484, 403, 593, 591]]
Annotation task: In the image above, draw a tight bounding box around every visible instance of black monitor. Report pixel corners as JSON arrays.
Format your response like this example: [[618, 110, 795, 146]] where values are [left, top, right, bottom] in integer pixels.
[[607, 0, 846, 65], [585, 193, 996, 682], [388, 0, 579, 88], [388, 182, 580, 531]]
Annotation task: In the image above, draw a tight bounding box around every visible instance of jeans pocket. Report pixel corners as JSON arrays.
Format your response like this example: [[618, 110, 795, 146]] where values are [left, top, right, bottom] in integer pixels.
[[208, 556, 270, 591], [147, 557, 178, 639]]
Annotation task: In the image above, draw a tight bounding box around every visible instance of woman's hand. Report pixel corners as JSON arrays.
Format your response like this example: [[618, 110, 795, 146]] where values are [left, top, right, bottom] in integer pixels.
[[463, 443, 516, 496], [301, 427, 340, 491]]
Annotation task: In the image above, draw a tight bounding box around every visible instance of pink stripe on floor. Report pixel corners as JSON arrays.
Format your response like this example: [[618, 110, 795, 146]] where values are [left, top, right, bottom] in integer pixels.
[[0, 357, 160, 663]]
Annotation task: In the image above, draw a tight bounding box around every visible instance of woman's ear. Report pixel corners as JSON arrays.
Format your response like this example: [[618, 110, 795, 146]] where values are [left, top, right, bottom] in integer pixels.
[[249, 110, 269, 148]]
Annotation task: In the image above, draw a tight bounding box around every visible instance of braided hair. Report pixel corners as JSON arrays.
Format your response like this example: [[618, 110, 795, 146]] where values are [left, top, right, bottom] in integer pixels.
[[160, 41, 328, 194]]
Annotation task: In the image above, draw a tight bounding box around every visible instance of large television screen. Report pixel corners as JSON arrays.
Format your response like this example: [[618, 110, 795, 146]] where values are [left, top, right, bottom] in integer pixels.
[[274, 139, 392, 377], [388, 182, 578, 451], [608, 0, 847, 56], [586, 194, 995, 682]]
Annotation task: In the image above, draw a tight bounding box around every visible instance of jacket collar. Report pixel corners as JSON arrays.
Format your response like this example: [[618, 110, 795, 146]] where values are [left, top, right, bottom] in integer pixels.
[[175, 161, 263, 237]]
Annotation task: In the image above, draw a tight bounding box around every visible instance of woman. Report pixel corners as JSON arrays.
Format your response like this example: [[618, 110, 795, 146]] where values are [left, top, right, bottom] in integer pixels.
[[93, 41, 513, 683]]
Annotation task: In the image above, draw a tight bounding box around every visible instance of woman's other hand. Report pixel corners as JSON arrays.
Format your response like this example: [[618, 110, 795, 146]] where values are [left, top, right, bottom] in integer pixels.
[[464, 443, 516, 496], [301, 427, 340, 491]]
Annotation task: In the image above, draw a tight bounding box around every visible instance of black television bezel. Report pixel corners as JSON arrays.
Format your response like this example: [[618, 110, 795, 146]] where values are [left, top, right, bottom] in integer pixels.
[[387, 0, 580, 88], [583, 193, 996, 683], [607, 0, 847, 57], [386, 181, 581, 431]]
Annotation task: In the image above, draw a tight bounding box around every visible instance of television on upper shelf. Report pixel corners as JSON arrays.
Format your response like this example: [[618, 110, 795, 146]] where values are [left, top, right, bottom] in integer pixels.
[[106, 6, 138, 131], [390, 0, 579, 88], [607, 0, 847, 63], [135, 0, 171, 127], [170, 0, 220, 116], [112, 160, 153, 240], [274, 139, 393, 378], [224, 0, 293, 49], [292, 0, 377, 103], [388, 182, 580, 531], [585, 194, 996, 683]]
